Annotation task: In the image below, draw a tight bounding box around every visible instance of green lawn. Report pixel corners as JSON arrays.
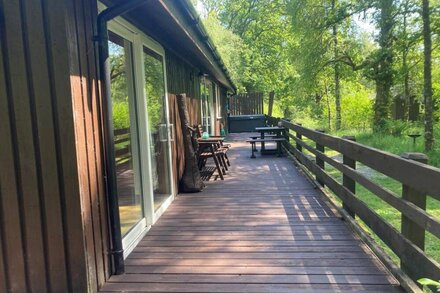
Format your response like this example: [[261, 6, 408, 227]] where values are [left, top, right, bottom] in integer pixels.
[[295, 127, 440, 265]]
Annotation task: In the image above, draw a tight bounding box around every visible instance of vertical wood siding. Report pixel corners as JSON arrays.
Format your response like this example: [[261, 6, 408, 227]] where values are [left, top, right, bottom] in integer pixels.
[[66, 0, 110, 290], [166, 50, 201, 100], [0, 0, 109, 291], [166, 50, 202, 191]]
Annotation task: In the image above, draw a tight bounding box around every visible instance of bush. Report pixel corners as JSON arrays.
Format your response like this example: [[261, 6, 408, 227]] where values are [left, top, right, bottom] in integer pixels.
[[380, 119, 410, 136], [113, 100, 130, 130]]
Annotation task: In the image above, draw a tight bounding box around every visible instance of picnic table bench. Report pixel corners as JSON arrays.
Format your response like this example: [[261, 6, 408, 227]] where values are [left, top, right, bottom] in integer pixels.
[[246, 137, 286, 158]]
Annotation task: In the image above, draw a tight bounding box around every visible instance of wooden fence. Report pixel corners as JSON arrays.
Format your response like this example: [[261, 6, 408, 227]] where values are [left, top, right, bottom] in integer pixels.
[[267, 116, 440, 292], [114, 128, 131, 166], [229, 93, 264, 115]]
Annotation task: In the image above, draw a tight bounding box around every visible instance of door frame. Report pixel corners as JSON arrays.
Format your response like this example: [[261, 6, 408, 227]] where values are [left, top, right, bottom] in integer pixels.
[[201, 76, 216, 135], [105, 7, 175, 259]]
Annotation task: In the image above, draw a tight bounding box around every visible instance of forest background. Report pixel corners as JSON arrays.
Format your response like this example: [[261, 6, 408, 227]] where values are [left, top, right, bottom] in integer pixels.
[[194, 0, 440, 155]]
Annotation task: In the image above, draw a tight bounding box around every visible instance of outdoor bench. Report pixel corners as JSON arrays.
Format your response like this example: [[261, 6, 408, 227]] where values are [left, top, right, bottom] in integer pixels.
[[246, 138, 286, 158]]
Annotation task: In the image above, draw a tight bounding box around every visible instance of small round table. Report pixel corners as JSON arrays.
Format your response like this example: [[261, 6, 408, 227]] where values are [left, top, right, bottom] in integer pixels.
[[408, 134, 421, 148]]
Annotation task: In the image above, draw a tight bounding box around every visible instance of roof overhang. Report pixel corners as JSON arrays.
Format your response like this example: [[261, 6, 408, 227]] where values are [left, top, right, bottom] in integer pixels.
[[101, 0, 236, 92]]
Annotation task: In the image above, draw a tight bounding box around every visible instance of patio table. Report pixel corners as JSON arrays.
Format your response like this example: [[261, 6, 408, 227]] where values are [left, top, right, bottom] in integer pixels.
[[255, 126, 286, 153]]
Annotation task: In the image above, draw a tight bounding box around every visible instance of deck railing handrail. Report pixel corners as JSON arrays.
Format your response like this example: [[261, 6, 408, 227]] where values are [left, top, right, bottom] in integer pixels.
[[114, 127, 131, 165], [266, 115, 440, 287]]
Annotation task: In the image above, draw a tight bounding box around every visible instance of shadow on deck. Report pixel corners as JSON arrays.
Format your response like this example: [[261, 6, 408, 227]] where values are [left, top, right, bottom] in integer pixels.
[[101, 133, 403, 292]]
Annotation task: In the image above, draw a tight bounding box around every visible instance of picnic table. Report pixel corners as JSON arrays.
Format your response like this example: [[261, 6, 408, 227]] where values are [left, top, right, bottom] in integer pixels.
[[255, 126, 286, 153]]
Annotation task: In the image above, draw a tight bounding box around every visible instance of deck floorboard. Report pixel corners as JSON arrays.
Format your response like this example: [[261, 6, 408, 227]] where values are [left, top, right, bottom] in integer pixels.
[[101, 134, 403, 292]]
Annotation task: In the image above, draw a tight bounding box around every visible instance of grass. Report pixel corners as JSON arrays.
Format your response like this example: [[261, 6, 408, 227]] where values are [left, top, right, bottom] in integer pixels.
[[293, 125, 440, 265]]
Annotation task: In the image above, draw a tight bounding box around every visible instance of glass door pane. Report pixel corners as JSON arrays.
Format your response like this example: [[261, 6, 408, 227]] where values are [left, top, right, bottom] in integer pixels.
[[109, 31, 144, 237], [201, 78, 213, 134], [143, 46, 172, 212]]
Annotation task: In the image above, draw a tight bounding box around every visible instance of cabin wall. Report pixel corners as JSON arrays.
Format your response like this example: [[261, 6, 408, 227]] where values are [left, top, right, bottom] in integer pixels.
[[0, 0, 109, 292], [0, 0, 231, 291], [65, 0, 110, 290], [165, 50, 230, 191], [166, 50, 202, 191]]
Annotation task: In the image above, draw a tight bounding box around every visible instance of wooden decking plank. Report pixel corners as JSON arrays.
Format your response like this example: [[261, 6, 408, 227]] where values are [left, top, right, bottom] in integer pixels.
[[131, 245, 366, 253], [146, 229, 353, 236], [125, 258, 383, 267], [110, 273, 397, 285], [141, 235, 356, 241], [100, 283, 402, 293], [101, 136, 401, 292], [126, 252, 377, 259]]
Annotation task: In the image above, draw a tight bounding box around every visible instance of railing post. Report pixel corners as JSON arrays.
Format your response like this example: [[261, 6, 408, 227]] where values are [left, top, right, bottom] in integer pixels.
[[315, 129, 325, 186], [342, 136, 356, 218], [400, 152, 428, 280], [296, 123, 302, 153]]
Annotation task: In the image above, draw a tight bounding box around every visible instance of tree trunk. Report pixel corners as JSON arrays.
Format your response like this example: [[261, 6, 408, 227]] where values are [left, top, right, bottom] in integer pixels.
[[268, 91, 275, 117], [325, 82, 332, 131], [177, 94, 205, 192], [332, 0, 342, 130], [422, 0, 434, 151], [373, 0, 394, 130], [402, 0, 410, 121]]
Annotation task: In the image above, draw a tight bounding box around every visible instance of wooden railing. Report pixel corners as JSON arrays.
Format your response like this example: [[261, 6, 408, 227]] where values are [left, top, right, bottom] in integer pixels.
[[114, 127, 131, 165], [266, 116, 440, 291], [229, 92, 264, 115]]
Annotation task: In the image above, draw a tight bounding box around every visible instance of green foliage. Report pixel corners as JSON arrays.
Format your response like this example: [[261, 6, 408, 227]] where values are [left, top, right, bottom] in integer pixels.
[[381, 119, 411, 136], [196, 0, 439, 144], [113, 101, 130, 130], [202, 16, 250, 93], [418, 278, 440, 292], [340, 81, 374, 129], [198, 0, 293, 93], [144, 50, 166, 132]]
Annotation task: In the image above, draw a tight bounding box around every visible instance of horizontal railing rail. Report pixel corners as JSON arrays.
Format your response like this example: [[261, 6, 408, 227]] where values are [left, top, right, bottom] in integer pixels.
[[266, 115, 440, 290], [114, 127, 131, 165]]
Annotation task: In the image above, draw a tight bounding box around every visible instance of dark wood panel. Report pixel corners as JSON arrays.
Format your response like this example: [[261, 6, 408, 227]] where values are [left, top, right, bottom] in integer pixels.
[[22, 0, 70, 290], [1, 0, 48, 290], [84, 0, 110, 283], [44, 0, 90, 290], [229, 93, 264, 115], [0, 2, 28, 290]]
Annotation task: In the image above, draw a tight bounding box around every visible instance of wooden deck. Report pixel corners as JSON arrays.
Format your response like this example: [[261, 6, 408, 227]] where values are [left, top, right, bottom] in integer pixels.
[[101, 134, 403, 292]]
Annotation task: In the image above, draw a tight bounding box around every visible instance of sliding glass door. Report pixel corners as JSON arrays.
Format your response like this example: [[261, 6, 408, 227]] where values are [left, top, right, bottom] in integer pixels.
[[106, 16, 174, 256], [143, 46, 172, 212], [109, 31, 144, 238], [201, 77, 214, 134]]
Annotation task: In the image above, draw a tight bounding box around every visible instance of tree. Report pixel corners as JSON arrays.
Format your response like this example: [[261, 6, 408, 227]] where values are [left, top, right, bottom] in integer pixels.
[[332, 0, 342, 130], [372, 0, 395, 129], [199, 0, 293, 93], [423, 0, 434, 150]]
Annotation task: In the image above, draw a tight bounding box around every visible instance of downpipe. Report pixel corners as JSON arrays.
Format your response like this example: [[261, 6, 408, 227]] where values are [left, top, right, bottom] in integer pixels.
[[95, 0, 148, 275]]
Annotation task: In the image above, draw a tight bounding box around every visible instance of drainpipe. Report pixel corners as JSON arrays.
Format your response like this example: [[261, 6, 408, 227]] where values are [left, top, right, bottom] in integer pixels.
[[96, 0, 147, 275]]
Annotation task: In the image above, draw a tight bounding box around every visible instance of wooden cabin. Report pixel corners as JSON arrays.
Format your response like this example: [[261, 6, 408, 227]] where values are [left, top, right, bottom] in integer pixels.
[[0, 0, 234, 291]]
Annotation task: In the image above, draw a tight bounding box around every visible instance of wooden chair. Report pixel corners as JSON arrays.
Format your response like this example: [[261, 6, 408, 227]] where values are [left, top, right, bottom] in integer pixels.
[[197, 142, 228, 180], [195, 125, 230, 167], [188, 126, 227, 180]]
